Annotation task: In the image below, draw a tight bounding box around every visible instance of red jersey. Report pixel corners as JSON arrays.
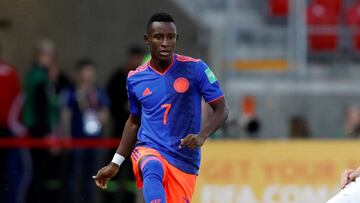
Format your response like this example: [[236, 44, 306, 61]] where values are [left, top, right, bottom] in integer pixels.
[[0, 60, 21, 128]]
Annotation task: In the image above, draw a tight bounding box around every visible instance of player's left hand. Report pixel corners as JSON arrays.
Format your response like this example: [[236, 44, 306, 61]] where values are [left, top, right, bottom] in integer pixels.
[[179, 134, 206, 150]]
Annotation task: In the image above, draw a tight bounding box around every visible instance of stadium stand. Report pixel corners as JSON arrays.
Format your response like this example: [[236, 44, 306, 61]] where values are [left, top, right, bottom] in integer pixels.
[[268, 0, 289, 17], [307, 1, 340, 52], [346, 1, 360, 51]]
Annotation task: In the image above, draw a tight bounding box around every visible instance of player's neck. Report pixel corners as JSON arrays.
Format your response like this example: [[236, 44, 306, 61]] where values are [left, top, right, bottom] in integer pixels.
[[150, 56, 173, 73]]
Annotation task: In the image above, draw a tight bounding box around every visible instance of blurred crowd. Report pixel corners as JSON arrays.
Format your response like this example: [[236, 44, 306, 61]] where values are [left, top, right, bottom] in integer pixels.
[[0, 38, 145, 203]]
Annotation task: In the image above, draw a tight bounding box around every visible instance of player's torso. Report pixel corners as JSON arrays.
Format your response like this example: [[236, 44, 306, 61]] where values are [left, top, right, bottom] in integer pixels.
[[130, 57, 202, 140]]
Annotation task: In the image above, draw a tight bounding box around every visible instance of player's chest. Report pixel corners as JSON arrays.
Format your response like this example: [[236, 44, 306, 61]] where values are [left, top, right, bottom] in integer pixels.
[[133, 74, 196, 108]]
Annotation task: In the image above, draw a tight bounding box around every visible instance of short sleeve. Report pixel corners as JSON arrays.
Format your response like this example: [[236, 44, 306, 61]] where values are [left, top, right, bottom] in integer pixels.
[[126, 78, 141, 117], [196, 60, 224, 103]]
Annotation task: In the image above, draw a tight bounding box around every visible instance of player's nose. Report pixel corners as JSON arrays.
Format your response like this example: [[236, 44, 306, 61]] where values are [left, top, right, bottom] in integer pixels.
[[161, 37, 172, 47]]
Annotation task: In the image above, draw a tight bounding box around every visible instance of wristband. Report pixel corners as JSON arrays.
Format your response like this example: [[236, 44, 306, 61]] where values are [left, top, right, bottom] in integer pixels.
[[111, 153, 125, 166]]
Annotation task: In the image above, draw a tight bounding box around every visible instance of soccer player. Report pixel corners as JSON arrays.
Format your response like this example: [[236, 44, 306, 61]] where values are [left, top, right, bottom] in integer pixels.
[[93, 12, 228, 202], [326, 166, 360, 203]]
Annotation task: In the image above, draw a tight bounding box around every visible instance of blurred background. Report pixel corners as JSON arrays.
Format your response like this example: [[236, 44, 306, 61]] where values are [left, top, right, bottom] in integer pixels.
[[1, 0, 360, 203]]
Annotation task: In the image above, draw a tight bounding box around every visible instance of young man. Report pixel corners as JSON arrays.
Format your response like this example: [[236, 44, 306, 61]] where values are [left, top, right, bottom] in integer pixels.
[[106, 46, 145, 202], [62, 59, 109, 203], [93, 12, 228, 202], [326, 166, 360, 203]]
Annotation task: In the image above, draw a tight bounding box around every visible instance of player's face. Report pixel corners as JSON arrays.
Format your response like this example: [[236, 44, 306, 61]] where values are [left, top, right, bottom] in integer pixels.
[[145, 22, 177, 63]]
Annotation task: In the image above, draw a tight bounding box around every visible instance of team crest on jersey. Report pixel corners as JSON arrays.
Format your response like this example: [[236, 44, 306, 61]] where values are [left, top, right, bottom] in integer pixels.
[[173, 77, 189, 93]]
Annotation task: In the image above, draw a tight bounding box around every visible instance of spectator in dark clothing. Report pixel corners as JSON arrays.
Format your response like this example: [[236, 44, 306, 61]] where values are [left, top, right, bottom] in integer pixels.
[[61, 59, 109, 203], [105, 46, 144, 202], [22, 39, 71, 203], [289, 115, 311, 139], [107, 46, 145, 136], [23, 39, 71, 137]]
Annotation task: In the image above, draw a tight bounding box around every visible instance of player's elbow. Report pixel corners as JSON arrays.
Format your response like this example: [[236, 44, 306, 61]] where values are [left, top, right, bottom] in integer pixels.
[[223, 106, 229, 122], [214, 102, 229, 123], [225, 106, 229, 120], [215, 105, 228, 124]]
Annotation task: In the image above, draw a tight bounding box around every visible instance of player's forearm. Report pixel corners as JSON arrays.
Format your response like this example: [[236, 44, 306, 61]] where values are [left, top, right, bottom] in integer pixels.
[[199, 102, 228, 139], [115, 115, 140, 157]]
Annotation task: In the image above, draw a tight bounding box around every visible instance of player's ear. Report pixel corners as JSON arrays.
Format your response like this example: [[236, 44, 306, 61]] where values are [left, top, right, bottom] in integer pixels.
[[176, 34, 179, 41], [144, 34, 150, 45]]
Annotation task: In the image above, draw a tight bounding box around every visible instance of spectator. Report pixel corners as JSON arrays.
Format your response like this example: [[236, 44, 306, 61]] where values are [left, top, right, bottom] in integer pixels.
[[61, 59, 109, 203], [105, 47, 144, 202], [105, 46, 144, 202], [344, 106, 360, 138], [0, 59, 29, 203], [289, 115, 311, 139], [107, 46, 145, 136], [238, 95, 261, 138], [22, 39, 71, 203]]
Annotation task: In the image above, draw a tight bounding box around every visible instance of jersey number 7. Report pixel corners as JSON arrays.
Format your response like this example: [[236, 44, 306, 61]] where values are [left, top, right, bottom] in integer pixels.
[[161, 104, 172, 125]]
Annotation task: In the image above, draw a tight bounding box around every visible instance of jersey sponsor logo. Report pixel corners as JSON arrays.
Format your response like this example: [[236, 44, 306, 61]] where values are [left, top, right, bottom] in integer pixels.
[[205, 67, 217, 84], [173, 77, 189, 93], [142, 87, 153, 97]]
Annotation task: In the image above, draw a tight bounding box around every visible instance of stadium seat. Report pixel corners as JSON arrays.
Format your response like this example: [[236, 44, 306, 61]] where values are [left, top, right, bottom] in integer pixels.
[[313, 0, 342, 14], [345, 1, 360, 51], [268, 0, 288, 17], [307, 2, 340, 51]]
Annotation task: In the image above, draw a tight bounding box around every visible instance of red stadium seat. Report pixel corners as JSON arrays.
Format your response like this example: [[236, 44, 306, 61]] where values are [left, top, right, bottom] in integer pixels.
[[345, 2, 360, 51], [268, 0, 288, 17], [307, 2, 340, 51], [307, 3, 339, 25], [313, 0, 342, 14]]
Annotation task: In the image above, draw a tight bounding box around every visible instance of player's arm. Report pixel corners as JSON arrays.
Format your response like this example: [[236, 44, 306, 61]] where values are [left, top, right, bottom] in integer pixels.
[[93, 114, 140, 189], [180, 97, 228, 149], [115, 114, 140, 156]]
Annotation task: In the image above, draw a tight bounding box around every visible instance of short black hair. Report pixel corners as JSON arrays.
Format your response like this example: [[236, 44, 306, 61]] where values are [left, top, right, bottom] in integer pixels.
[[147, 12, 175, 31], [75, 58, 96, 71]]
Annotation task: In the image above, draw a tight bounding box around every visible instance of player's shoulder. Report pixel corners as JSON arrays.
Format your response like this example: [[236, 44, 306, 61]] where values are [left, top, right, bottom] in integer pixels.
[[175, 54, 209, 72], [127, 62, 149, 79], [176, 54, 201, 64]]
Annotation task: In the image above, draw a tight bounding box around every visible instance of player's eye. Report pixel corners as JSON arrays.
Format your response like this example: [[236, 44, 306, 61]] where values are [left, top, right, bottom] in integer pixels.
[[154, 34, 162, 40], [168, 34, 176, 40]]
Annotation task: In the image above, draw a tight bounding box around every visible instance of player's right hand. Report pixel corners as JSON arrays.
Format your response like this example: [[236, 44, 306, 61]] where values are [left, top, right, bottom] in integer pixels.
[[92, 162, 119, 189]]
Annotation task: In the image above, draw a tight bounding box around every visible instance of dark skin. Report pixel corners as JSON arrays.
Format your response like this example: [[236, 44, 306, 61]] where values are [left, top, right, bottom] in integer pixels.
[[93, 21, 228, 189], [145, 21, 178, 72], [93, 115, 140, 189]]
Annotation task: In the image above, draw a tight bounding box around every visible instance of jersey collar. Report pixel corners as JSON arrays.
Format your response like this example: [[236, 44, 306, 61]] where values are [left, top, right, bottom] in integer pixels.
[[148, 54, 176, 76]]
